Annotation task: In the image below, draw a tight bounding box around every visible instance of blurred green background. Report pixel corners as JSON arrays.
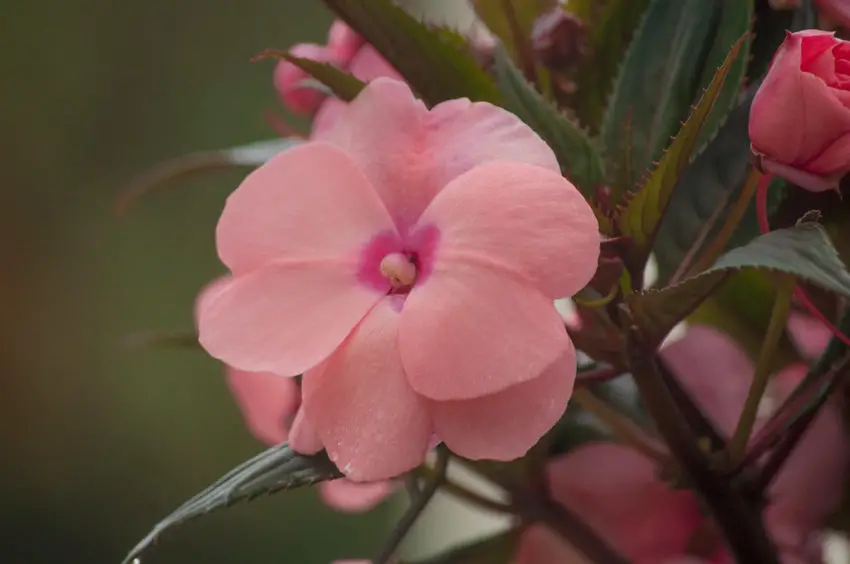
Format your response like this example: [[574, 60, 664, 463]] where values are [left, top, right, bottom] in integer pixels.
[[0, 1, 393, 562]]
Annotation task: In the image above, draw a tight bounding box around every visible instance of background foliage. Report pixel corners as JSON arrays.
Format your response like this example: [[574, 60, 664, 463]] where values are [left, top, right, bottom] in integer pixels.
[[0, 1, 393, 562]]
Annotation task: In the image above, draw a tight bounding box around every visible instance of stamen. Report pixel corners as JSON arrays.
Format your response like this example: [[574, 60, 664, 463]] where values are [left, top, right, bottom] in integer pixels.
[[380, 252, 417, 288]]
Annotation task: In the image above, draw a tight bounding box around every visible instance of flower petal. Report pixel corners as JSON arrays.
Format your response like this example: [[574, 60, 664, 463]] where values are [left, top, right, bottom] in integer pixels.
[[515, 525, 583, 564], [413, 162, 599, 299], [321, 78, 560, 229], [216, 142, 396, 274], [431, 346, 575, 460], [301, 297, 432, 481], [289, 406, 324, 455], [547, 444, 702, 560], [318, 479, 394, 513], [400, 266, 570, 400], [198, 261, 383, 375], [225, 367, 299, 446]]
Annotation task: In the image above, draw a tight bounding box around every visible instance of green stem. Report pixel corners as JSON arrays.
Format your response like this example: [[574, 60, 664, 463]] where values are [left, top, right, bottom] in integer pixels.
[[727, 275, 796, 463]]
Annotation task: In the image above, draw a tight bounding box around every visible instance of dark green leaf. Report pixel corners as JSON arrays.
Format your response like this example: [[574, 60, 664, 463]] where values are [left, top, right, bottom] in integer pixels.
[[694, 0, 753, 147], [121, 444, 341, 564], [116, 138, 302, 213], [409, 530, 520, 564], [255, 49, 365, 102], [494, 47, 604, 195], [601, 0, 721, 190], [617, 37, 744, 261], [321, 0, 502, 105], [628, 223, 850, 347], [566, 0, 651, 131]]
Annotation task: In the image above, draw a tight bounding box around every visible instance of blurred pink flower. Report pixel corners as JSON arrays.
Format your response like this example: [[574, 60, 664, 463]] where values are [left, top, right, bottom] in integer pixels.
[[196, 279, 393, 513], [197, 78, 600, 480], [818, 0, 850, 29], [516, 325, 846, 563], [787, 311, 832, 360], [749, 30, 850, 191]]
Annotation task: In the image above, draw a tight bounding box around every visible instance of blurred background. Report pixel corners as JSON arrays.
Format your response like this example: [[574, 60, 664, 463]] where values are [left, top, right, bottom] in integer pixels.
[[0, 1, 403, 562]]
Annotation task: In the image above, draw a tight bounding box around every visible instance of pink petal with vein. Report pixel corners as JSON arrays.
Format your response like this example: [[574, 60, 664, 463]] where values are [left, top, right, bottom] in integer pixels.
[[216, 142, 395, 274], [400, 265, 569, 400], [320, 78, 560, 229], [301, 298, 432, 481], [198, 261, 383, 375], [431, 345, 575, 460], [413, 161, 599, 298]]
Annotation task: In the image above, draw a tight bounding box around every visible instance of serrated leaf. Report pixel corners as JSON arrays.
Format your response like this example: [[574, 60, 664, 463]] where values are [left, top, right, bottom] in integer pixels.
[[321, 0, 502, 105], [116, 138, 302, 213], [694, 0, 753, 147], [121, 444, 341, 564], [566, 0, 651, 131], [653, 89, 754, 286], [471, 0, 554, 59], [493, 47, 604, 195], [628, 223, 850, 347], [410, 530, 520, 564], [617, 37, 744, 260], [601, 0, 721, 189], [255, 49, 365, 101]]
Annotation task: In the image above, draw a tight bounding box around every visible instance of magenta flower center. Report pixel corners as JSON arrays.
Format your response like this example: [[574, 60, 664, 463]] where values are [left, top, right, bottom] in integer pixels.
[[380, 252, 418, 288]]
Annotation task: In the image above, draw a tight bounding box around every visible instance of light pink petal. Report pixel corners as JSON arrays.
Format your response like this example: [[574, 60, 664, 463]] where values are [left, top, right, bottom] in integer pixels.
[[400, 266, 570, 400], [318, 479, 394, 513], [225, 367, 299, 446], [301, 298, 433, 481], [661, 325, 754, 436], [431, 346, 576, 460], [326, 21, 364, 65], [216, 142, 396, 274], [787, 312, 832, 359], [194, 276, 232, 323], [289, 406, 323, 455], [414, 162, 599, 299], [767, 365, 847, 531], [547, 444, 703, 560], [321, 78, 560, 229], [311, 46, 402, 141], [198, 261, 383, 375]]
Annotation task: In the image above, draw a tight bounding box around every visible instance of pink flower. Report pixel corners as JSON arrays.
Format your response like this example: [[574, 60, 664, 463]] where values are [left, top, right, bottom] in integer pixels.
[[196, 279, 393, 513], [749, 30, 850, 191], [818, 0, 850, 29], [516, 326, 846, 563], [787, 311, 833, 360], [197, 78, 600, 480]]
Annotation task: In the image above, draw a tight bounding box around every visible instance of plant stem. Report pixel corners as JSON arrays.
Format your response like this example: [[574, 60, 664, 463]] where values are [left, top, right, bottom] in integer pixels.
[[625, 321, 779, 563], [572, 388, 670, 465], [414, 466, 514, 515], [574, 365, 622, 388], [375, 448, 449, 564], [501, 0, 539, 86], [727, 275, 796, 463], [679, 166, 762, 282]]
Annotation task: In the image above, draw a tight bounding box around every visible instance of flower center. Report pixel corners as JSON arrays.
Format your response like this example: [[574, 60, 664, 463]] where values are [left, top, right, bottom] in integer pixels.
[[379, 252, 417, 288]]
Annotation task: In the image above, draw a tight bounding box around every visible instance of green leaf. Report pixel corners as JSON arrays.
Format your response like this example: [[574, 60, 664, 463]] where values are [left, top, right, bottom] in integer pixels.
[[628, 223, 850, 347], [652, 90, 754, 286], [566, 0, 651, 131], [617, 36, 744, 260], [321, 0, 502, 105], [255, 49, 365, 102], [409, 530, 520, 564], [120, 444, 341, 564], [471, 0, 555, 59], [601, 0, 722, 188], [694, 0, 753, 148], [116, 138, 302, 213], [493, 47, 604, 195]]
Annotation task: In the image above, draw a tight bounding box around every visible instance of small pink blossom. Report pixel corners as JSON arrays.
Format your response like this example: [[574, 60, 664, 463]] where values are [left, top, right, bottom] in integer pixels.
[[516, 325, 846, 563], [197, 78, 600, 480], [195, 279, 394, 513]]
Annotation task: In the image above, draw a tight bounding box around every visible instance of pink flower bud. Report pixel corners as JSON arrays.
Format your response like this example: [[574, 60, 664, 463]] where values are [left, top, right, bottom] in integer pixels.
[[273, 43, 338, 114], [531, 9, 587, 71], [749, 30, 850, 191], [326, 20, 365, 66]]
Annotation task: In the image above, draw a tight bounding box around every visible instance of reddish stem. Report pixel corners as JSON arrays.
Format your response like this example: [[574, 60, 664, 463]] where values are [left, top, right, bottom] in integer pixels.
[[756, 173, 850, 346]]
